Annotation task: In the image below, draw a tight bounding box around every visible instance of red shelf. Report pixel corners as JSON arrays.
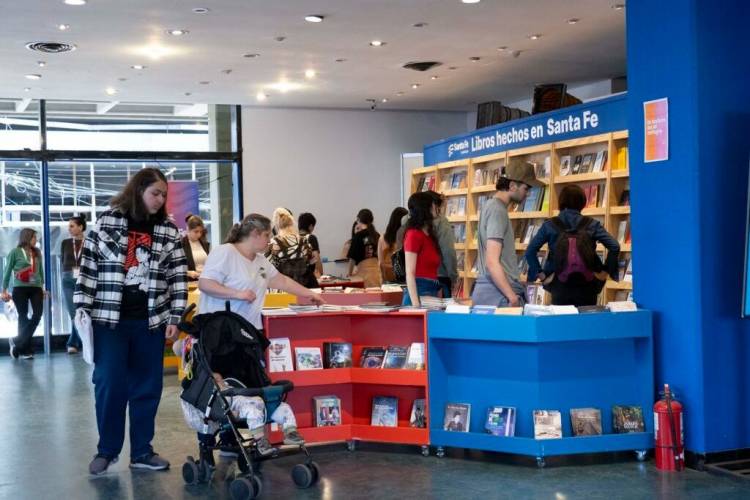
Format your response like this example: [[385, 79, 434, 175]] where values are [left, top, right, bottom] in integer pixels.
[[351, 424, 429, 445], [350, 368, 426, 386], [270, 369, 351, 387]]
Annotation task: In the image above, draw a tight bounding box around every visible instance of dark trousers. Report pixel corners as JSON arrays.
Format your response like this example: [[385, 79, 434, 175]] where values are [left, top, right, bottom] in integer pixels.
[[545, 274, 606, 307], [61, 273, 82, 349], [11, 286, 43, 355], [92, 319, 165, 460]]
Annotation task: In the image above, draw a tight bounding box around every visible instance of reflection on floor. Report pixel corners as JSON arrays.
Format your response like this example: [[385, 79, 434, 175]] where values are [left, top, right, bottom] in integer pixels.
[[1, 353, 749, 500]]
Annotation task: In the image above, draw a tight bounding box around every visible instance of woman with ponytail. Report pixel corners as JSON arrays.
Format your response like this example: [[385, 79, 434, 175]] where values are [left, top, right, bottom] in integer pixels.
[[266, 209, 315, 285], [182, 214, 210, 281], [346, 208, 382, 287], [403, 193, 442, 306]]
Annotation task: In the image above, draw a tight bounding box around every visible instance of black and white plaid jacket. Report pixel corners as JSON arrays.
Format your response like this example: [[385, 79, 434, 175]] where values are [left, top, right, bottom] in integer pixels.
[[74, 208, 188, 330]]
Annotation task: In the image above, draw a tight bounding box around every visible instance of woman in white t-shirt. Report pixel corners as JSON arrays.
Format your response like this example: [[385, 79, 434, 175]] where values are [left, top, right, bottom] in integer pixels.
[[182, 214, 210, 282]]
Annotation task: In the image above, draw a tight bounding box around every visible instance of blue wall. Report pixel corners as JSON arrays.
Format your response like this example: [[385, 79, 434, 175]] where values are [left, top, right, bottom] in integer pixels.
[[628, 0, 750, 453]]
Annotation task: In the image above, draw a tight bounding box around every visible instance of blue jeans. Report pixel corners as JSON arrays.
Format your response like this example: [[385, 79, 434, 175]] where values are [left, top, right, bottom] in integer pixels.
[[62, 273, 82, 349], [92, 319, 165, 459], [402, 277, 442, 306]]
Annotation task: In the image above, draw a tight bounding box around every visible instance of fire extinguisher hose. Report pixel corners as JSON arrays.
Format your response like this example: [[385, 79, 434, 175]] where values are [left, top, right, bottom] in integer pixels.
[[665, 389, 683, 470]]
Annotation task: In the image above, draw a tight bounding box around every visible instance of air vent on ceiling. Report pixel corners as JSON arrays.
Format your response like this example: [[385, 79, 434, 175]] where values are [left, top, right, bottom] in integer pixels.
[[403, 61, 442, 72], [25, 42, 77, 53]]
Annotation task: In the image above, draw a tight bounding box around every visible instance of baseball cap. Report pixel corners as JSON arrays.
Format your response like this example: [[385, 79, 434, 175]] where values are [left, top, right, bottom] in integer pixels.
[[503, 158, 541, 187]]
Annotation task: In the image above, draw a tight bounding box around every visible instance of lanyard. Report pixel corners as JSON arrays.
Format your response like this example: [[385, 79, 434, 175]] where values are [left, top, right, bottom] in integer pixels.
[[72, 239, 83, 265]]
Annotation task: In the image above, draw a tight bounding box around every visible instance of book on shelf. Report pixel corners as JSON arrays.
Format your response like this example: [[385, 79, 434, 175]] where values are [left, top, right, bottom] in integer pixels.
[[452, 223, 466, 243], [616, 220, 630, 244], [572, 155, 583, 174], [612, 405, 645, 433], [490, 168, 500, 185], [443, 403, 471, 432], [624, 259, 633, 282], [428, 174, 436, 191], [584, 184, 600, 208], [533, 410, 563, 439], [451, 172, 467, 189], [360, 347, 387, 368], [522, 186, 544, 212], [371, 396, 398, 427], [570, 408, 603, 436], [323, 342, 353, 368], [580, 153, 593, 174], [593, 149, 608, 172], [543, 156, 551, 177], [295, 347, 323, 370], [416, 176, 425, 192], [619, 189, 631, 206], [382, 345, 409, 369], [540, 187, 550, 212], [457, 197, 467, 216], [268, 337, 294, 372], [485, 406, 516, 436], [439, 179, 450, 192], [404, 342, 425, 370], [474, 168, 485, 187], [410, 399, 427, 428], [313, 395, 342, 427], [617, 257, 630, 281], [616, 146, 628, 170], [559, 155, 572, 176], [457, 252, 466, 271]]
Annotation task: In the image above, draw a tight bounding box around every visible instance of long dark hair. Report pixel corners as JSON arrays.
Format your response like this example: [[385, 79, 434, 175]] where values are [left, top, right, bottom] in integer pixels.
[[384, 206, 408, 247], [355, 208, 379, 245], [226, 214, 272, 243], [69, 214, 87, 231], [17, 228, 41, 257], [406, 192, 438, 246], [110, 167, 168, 222]]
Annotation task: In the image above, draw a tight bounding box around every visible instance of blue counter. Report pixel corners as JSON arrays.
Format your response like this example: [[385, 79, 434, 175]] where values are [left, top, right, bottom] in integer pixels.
[[427, 311, 654, 460]]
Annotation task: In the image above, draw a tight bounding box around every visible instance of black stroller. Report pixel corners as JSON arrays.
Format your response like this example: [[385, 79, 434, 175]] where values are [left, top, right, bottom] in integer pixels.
[[178, 304, 320, 499]]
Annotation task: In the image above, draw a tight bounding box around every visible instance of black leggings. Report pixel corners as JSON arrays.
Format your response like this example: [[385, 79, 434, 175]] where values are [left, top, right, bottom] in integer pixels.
[[12, 287, 43, 355]]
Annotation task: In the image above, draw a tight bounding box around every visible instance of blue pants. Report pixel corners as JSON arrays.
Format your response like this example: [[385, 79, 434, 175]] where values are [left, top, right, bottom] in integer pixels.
[[61, 273, 82, 349], [92, 319, 165, 460], [402, 277, 442, 306]]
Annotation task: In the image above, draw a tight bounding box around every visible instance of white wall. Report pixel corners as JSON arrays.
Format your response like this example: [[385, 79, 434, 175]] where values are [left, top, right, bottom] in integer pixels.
[[241, 107, 467, 262]]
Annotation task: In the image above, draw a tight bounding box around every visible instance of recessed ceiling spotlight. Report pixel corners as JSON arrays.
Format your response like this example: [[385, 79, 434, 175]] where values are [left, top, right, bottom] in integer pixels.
[[369, 40, 385, 47], [412, 22, 429, 28], [396, 91, 404, 96], [25, 74, 42, 80], [381, 98, 388, 103], [497, 46, 508, 51], [528, 33, 542, 40], [612, 4, 625, 10], [221, 69, 233, 74], [184, 92, 192, 96], [305, 15, 324, 23], [411, 83, 420, 89], [448, 66, 458, 70], [105, 87, 118, 95], [335, 58, 346, 63], [167, 29, 189, 36], [58, 24, 70, 31], [275, 36, 286, 42], [431, 75, 439, 80], [24, 87, 31, 92], [118, 77, 128, 82], [131, 64, 146, 70], [462, 0, 481, 4], [256, 92, 268, 101], [469, 56, 481, 62], [37, 61, 46, 67], [199, 81, 210, 85], [192, 7, 210, 14], [567, 18, 580, 24], [64, 0, 86, 5], [268, 80, 303, 93], [304, 69, 316, 78], [243, 53, 260, 58]]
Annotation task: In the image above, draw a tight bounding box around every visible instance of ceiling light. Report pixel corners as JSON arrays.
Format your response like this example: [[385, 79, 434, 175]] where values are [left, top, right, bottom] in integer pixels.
[[268, 80, 303, 93], [567, 18, 580, 24], [413, 22, 429, 28], [25, 74, 42, 80], [396, 92, 404, 96], [469, 56, 481, 62], [131, 64, 146, 70], [497, 46, 508, 51], [199, 81, 210, 85], [528, 34, 542, 40], [192, 7, 210, 14], [335, 58, 346, 63], [369, 40, 385, 47], [24, 87, 31, 92], [133, 42, 178, 60], [305, 15, 324, 23], [105, 87, 118, 95], [243, 53, 260, 58], [275, 36, 286, 42], [256, 92, 268, 101], [381, 98, 388, 103], [167, 29, 188, 36], [448, 66, 458, 70], [612, 4, 625, 10], [431, 75, 439, 80], [411, 83, 420, 89], [462, 0, 481, 4], [118, 77, 127, 82], [304, 69, 316, 79], [221, 69, 232, 74], [63, 0, 87, 5], [58, 24, 70, 31], [37, 61, 46, 67], [184, 92, 192, 96]]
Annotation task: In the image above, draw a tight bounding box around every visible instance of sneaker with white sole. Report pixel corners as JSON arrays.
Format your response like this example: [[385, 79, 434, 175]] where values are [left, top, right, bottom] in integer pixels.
[[283, 428, 305, 446], [8, 338, 18, 359], [129, 452, 170, 471], [89, 454, 118, 475], [254, 437, 275, 457], [67, 347, 79, 354], [21, 353, 34, 360]]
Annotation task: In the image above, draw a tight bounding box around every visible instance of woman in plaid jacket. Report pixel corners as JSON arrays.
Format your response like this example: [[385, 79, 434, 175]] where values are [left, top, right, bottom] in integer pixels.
[[75, 168, 188, 475]]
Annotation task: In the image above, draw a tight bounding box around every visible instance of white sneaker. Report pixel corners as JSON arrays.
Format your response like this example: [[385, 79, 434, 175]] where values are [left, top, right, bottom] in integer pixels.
[[67, 347, 79, 354], [21, 353, 34, 360]]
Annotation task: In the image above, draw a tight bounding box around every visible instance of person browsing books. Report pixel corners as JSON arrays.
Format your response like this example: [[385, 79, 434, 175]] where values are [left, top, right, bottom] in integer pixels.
[[524, 184, 620, 306], [471, 160, 539, 307], [403, 192, 443, 306], [182, 214, 210, 282], [266, 210, 316, 285], [346, 208, 382, 287], [298, 212, 323, 288], [378, 206, 408, 282]]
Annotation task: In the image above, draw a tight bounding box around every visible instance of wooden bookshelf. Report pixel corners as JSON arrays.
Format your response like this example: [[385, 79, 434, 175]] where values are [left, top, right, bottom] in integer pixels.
[[412, 130, 632, 304]]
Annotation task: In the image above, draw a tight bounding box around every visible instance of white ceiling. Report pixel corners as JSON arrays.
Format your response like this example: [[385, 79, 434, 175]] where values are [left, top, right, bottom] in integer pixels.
[[0, 0, 626, 111]]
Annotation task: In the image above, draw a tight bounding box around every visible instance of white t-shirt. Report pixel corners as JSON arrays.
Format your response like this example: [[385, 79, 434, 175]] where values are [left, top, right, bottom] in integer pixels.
[[199, 243, 279, 329], [189, 239, 208, 272]]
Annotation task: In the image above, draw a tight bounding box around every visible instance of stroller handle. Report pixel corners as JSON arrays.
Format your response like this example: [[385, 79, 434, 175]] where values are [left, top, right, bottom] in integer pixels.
[[220, 380, 295, 399]]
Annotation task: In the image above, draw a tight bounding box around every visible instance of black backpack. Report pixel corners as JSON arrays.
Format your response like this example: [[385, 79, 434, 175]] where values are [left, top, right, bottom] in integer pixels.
[[550, 216, 601, 282]]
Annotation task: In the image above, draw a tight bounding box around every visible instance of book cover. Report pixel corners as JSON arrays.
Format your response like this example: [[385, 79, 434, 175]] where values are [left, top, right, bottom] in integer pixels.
[[616, 146, 628, 170], [586, 185, 599, 208], [624, 259, 633, 282], [485, 406, 516, 436], [523, 187, 542, 212], [542, 156, 551, 178], [410, 399, 427, 428], [439, 179, 450, 192], [404, 342, 425, 370], [313, 395, 342, 427], [619, 189, 631, 206], [612, 405, 645, 433], [559, 155, 572, 176], [570, 408, 603, 436], [382, 345, 409, 369], [593, 149, 608, 172], [474, 168, 484, 187], [540, 187, 550, 212], [457, 197, 466, 216], [323, 342, 353, 368], [572, 155, 583, 174], [268, 337, 294, 372], [427, 174, 436, 191], [295, 347, 323, 370], [371, 396, 398, 427], [617, 220, 629, 244], [618, 257, 630, 281], [359, 347, 386, 368], [580, 153, 593, 174], [443, 403, 471, 432], [533, 410, 563, 439]]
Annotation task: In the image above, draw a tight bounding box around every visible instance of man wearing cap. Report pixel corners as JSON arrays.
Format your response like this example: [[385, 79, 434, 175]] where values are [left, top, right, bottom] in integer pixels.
[[472, 159, 540, 307]]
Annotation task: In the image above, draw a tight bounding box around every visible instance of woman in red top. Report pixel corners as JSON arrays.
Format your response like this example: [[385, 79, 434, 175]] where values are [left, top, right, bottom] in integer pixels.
[[403, 192, 442, 306]]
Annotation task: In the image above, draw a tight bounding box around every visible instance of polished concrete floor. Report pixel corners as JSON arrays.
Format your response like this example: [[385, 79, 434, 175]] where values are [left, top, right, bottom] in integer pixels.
[[2, 353, 750, 500]]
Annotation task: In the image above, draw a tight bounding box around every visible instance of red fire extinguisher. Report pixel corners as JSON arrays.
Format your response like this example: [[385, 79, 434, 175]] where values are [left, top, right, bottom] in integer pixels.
[[654, 383, 684, 471]]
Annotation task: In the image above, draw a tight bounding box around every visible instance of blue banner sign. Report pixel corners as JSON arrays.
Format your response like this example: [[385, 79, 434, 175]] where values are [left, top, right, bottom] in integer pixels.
[[424, 94, 628, 166]]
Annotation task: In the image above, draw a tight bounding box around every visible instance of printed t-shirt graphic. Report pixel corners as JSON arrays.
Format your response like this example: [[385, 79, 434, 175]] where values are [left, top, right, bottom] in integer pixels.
[[124, 230, 152, 292]]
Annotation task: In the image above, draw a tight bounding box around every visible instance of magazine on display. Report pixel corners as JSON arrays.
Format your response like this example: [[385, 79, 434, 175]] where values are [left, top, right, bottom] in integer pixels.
[[382, 345, 409, 369], [405, 342, 425, 370], [268, 337, 294, 372], [410, 399, 427, 428], [559, 155, 572, 176], [294, 347, 323, 370], [371, 396, 398, 427], [533, 410, 563, 439], [485, 406, 516, 436], [359, 347, 387, 368], [443, 403, 471, 432], [612, 405, 645, 433], [323, 342, 353, 368], [313, 395, 342, 427], [570, 408, 603, 436]]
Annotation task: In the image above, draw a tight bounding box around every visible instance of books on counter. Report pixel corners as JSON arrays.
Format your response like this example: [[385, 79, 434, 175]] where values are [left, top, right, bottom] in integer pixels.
[[410, 399, 427, 428], [295, 347, 323, 370], [444, 403, 471, 432], [268, 337, 293, 372], [570, 408, 603, 436], [371, 396, 398, 427], [533, 410, 563, 439], [323, 342, 352, 368], [485, 406, 516, 437], [612, 405, 645, 433], [313, 395, 342, 427]]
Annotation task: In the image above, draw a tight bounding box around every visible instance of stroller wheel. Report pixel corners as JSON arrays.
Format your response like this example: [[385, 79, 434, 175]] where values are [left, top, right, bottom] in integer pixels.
[[309, 461, 320, 485], [182, 460, 201, 486], [291, 463, 315, 489], [230, 476, 260, 500]]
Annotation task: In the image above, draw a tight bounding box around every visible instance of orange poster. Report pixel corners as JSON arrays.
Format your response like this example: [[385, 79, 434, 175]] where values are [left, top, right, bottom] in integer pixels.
[[644, 98, 669, 162]]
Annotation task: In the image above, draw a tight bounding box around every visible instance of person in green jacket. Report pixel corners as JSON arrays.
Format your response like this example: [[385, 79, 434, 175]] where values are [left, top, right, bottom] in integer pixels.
[[2, 228, 46, 359]]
